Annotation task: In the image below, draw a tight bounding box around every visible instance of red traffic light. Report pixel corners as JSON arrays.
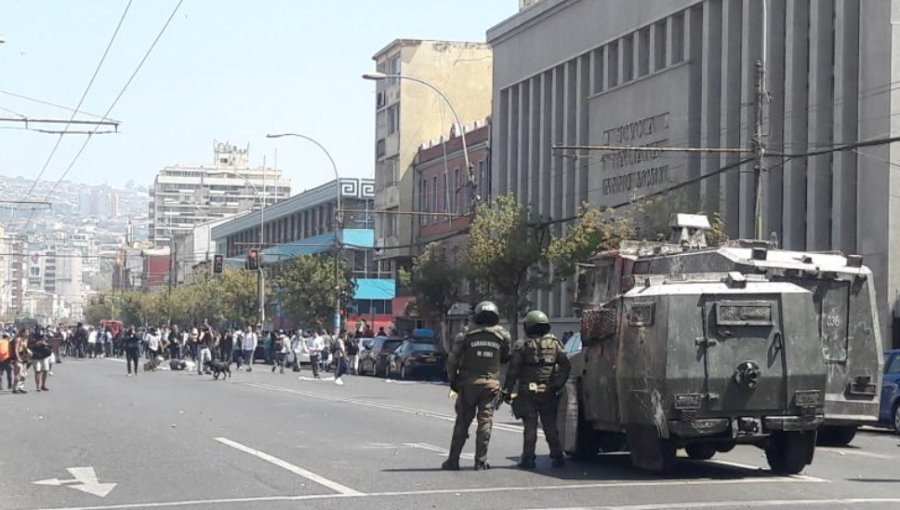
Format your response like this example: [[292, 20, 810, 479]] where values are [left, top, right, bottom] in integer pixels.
[[247, 249, 260, 270]]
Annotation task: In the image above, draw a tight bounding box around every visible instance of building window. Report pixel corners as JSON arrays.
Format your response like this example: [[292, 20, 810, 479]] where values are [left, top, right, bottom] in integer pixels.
[[671, 11, 685, 63], [607, 41, 619, 87], [388, 55, 401, 83], [638, 27, 650, 77], [654, 20, 667, 72], [387, 105, 400, 134], [431, 176, 438, 224], [376, 139, 386, 158]]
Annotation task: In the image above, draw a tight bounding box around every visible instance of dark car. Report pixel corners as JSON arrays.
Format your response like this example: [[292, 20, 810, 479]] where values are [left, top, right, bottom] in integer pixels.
[[879, 349, 900, 432], [387, 339, 445, 380], [358, 337, 403, 377]]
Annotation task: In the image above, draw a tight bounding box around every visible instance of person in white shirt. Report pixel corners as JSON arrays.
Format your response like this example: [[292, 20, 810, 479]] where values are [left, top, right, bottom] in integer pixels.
[[87, 327, 98, 359], [146, 328, 161, 370], [241, 326, 257, 371], [289, 332, 306, 372], [272, 331, 290, 374], [306, 330, 324, 379]]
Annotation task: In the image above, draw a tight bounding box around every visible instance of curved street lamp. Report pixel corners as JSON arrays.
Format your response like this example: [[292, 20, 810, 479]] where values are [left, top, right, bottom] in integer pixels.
[[266, 133, 343, 334], [362, 72, 478, 208]]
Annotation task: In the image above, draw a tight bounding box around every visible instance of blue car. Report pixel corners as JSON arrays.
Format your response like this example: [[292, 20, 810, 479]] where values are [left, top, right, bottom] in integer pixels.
[[879, 349, 900, 432]]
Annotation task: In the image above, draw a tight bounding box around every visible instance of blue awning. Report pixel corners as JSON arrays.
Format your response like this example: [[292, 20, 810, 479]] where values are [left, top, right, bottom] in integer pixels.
[[354, 278, 395, 300]]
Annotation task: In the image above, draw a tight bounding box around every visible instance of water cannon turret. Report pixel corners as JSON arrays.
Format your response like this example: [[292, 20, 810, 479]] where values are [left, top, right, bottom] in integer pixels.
[[669, 213, 711, 249]]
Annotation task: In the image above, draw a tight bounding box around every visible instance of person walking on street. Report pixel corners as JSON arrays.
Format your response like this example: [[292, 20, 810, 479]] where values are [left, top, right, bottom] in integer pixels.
[[504, 310, 571, 469], [241, 326, 257, 372], [442, 301, 511, 471], [332, 332, 347, 385], [220, 329, 234, 365], [124, 327, 141, 376], [289, 331, 305, 372], [0, 332, 12, 391], [346, 336, 359, 375], [272, 331, 289, 374], [306, 330, 324, 379], [30, 332, 52, 392], [168, 325, 181, 360], [12, 330, 30, 393], [87, 327, 97, 359], [146, 328, 162, 371], [197, 327, 213, 375]]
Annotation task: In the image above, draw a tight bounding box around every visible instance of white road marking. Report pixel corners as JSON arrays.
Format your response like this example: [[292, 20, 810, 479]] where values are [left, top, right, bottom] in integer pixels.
[[33, 467, 116, 498], [818, 447, 892, 460], [214, 437, 362, 496], [21, 475, 826, 510], [104, 358, 125, 364], [403, 441, 476, 460], [523, 499, 900, 510], [244, 381, 529, 434]]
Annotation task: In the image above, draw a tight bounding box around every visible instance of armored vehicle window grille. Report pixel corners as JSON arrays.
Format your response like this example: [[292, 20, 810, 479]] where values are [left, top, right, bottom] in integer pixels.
[[628, 302, 655, 327], [715, 302, 773, 326]]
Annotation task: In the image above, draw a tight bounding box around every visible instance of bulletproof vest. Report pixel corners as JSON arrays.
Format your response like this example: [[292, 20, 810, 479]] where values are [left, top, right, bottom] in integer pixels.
[[518, 334, 561, 384], [459, 326, 506, 381]]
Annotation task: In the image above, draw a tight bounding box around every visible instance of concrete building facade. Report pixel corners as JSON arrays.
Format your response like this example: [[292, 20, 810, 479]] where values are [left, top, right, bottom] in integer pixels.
[[369, 39, 493, 278], [488, 0, 900, 343], [150, 141, 290, 248]]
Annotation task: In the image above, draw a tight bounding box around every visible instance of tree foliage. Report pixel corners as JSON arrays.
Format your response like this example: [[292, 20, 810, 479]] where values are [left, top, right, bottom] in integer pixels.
[[274, 255, 355, 330], [546, 205, 636, 279], [465, 195, 548, 335], [399, 241, 465, 350]]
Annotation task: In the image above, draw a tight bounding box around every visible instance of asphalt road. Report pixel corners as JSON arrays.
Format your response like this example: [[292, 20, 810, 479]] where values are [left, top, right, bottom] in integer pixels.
[[2, 357, 900, 510]]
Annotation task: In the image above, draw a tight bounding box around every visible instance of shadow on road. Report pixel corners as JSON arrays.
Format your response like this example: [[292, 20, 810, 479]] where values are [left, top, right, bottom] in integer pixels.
[[847, 478, 900, 483]]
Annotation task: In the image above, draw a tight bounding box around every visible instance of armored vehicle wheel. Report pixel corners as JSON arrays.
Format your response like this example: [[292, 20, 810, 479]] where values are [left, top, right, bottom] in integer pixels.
[[715, 442, 736, 453], [766, 431, 816, 475], [817, 425, 857, 446], [893, 403, 900, 434], [571, 410, 600, 461], [685, 443, 716, 460]]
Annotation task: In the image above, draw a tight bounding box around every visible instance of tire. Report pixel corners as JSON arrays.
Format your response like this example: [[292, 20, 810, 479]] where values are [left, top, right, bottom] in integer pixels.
[[715, 442, 736, 453], [766, 431, 816, 475], [817, 425, 858, 447], [571, 410, 600, 461], [893, 403, 900, 434], [685, 443, 717, 460]]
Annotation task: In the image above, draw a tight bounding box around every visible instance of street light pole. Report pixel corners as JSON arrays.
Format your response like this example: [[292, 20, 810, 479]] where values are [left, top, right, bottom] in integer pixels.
[[362, 72, 477, 209], [266, 133, 343, 334]]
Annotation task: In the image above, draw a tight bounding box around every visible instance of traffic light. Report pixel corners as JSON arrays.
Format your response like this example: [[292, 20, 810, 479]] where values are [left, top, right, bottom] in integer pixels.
[[213, 255, 224, 274], [247, 249, 259, 271]]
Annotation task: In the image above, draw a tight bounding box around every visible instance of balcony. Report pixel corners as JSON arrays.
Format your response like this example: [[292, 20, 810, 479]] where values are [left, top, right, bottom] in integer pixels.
[[374, 185, 401, 210]]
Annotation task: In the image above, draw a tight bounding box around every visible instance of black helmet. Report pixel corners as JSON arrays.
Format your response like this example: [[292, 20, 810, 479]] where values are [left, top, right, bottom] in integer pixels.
[[523, 310, 551, 336], [472, 301, 500, 326]]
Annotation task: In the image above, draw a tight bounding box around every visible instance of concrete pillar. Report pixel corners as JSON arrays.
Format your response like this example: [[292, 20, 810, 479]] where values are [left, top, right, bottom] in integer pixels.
[[538, 71, 551, 313], [806, 0, 835, 250], [720, 0, 743, 238], [782, 0, 809, 251], [765, 0, 787, 243], [685, 5, 704, 206], [832, 0, 860, 254], [739, 0, 762, 238], [518, 81, 529, 203], [700, 0, 723, 213], [529, 76, 541, 211], [498, 88, 510, 195]]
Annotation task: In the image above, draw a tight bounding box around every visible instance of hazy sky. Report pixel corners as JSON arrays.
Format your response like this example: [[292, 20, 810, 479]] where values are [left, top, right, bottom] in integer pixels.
[[0, 0, 515, 196]]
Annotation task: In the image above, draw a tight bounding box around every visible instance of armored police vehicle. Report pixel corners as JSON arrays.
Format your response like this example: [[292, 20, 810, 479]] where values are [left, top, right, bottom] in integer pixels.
[[559, 214, 883, 473]]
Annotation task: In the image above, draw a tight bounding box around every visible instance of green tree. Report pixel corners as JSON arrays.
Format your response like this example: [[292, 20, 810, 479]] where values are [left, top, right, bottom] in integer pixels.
[[465, 194, 548, 337], [399, 241, 465, 351], [84, 301, 112, 325], [218, 269, 267, 327], [545, 205, 636, 280], [275, 255, 355, 330]]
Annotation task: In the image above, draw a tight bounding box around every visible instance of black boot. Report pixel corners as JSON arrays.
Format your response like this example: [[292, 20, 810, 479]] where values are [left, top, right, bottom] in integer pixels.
[[441, 458, 460, 471], [474, 460, 490, 471]]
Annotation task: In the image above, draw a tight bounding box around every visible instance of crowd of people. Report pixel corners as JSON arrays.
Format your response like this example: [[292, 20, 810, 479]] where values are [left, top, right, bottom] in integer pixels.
[[56, 322, 366, 384], [0, 326, 58, 394]]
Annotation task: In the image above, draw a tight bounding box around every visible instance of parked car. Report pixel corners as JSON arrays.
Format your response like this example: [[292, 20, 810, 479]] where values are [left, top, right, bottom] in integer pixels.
[[387, 339, 446, 380], [358, 337, 403, 377], [879, 349, 900, 432], [563, 332, 582, 357]]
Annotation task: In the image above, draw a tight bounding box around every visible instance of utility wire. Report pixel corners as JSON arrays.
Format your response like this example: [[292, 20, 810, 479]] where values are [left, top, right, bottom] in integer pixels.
[[25, 0, 134, 198], [0, 89, 117, 121], [40, 0, 185, 205]]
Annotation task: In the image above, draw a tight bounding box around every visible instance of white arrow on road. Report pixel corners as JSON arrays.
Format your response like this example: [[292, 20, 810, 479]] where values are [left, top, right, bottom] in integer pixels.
[[33, 467, 116, 498]]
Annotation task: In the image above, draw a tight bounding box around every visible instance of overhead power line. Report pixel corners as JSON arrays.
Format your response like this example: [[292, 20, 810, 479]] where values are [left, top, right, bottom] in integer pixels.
[[0, 89, 118, 121], [41, 0, 185, 201], [25, 0, 133, 198]]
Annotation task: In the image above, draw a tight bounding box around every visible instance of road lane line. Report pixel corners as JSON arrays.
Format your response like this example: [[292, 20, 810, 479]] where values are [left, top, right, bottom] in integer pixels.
[[403, 441, 476, 460], [243, 381, 529, 434], [214, 437, 363, 496], [23, 476, 827, 510], [817, 447, 892, 460]]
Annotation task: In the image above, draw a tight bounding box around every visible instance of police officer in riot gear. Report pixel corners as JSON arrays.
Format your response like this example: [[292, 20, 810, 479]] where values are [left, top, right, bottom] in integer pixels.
[[442, 301, 512, 471], [504, 310, 571, 469]]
